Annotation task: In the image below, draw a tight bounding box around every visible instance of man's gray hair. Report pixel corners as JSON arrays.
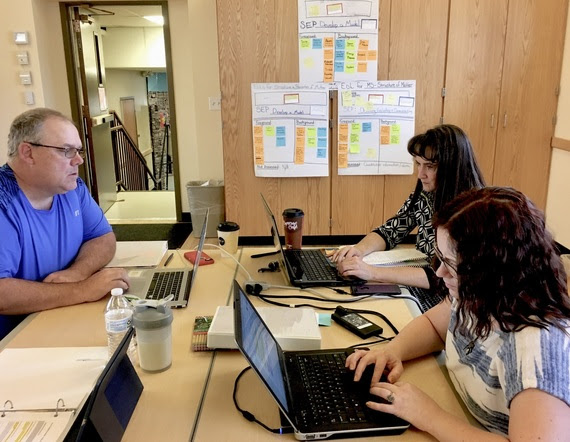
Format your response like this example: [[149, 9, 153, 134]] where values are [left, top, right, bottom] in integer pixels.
[[7, 108, 75, 159]]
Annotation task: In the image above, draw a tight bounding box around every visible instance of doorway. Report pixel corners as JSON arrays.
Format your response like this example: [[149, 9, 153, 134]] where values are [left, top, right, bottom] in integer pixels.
[[62, 2, 180, 223]]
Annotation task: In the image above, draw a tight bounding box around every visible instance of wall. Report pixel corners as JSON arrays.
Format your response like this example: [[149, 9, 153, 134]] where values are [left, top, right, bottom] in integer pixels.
[[546, 6, 570, 248], [103, 27, 166, 69], [105, 69, 152, 153], [0, 0, 224, 214]]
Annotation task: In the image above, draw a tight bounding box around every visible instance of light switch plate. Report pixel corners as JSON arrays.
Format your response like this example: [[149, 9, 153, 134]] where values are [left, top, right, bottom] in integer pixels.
[[24, 91, 35, 105], [208, 96, 221, 111], [17, 52, 29, 65], [19, 71, 32, 85]]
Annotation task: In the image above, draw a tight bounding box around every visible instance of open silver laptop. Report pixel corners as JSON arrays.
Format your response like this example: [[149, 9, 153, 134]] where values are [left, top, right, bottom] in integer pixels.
[[126, 209, 209, 308], [233, 280, 409, 440]]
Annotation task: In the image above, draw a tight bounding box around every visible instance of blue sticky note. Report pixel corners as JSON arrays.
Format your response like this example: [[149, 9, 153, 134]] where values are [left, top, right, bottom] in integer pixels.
[[334, 61, 344, 72], [318, 137, 327, 147], [312, 38, 323, 49], [276, 137, 286, 147], [276, 126, 286, 137], [362, 122, 372, 132], [318, 127, 327, 137], [335, 39, 346, 50], [335, 50, 345, 61], [318, 313, 332, 326], [317, 148, 327, 158]]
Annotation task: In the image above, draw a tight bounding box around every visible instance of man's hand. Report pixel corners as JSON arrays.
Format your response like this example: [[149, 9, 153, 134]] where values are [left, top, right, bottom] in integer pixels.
[[43, 268, 89, 283], [78, 268, 130, 303]]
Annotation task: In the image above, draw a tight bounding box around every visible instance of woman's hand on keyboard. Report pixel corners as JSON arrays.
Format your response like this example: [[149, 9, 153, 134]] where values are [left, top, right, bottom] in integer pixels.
[[345, 346, 404, 386], [337, 256, 375, 281], [331, 246, 363, 263]]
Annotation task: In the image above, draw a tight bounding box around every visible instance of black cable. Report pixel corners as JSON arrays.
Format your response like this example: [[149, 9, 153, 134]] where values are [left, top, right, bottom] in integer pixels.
[[249, 292, 375, 310], [232, 366, 293, 434]]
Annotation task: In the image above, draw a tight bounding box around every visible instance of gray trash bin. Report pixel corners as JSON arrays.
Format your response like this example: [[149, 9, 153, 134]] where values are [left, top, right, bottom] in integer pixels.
[[186, 180, 225, 237]]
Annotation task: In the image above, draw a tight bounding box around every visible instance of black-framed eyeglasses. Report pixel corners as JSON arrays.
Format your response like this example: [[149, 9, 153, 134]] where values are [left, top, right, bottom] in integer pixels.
[[25, 141, 85, 159], [434, 245, 457, 273]]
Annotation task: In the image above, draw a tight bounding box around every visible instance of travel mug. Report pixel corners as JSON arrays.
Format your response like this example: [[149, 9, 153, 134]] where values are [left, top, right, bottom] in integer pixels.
[[282, 208, 304, 249], [133, 302, 173, 373], [217, 221, 240, 254]]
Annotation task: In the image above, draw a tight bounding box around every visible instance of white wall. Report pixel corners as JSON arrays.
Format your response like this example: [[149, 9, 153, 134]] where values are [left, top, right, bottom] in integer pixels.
[[546, 6, 570, 248], [103, 27, 166, 69], [104, 69, 152, 153]]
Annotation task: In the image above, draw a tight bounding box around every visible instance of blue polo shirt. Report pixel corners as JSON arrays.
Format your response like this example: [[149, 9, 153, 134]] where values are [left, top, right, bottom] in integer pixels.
[[0, 164, 112, 338]]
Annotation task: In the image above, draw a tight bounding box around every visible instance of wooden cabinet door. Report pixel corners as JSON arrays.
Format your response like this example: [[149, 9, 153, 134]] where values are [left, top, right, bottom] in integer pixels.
[[217, 0, 331, 236], [443, 0, 508, 181], [493, 0, 568, 209], [383, 0, 449, 219]]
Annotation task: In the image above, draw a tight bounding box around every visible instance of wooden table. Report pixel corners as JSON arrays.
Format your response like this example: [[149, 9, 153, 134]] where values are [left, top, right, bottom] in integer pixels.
[[1, 246, 476, 441]]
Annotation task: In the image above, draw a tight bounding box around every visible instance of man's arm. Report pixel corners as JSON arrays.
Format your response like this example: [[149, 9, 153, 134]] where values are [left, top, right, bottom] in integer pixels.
[[44, 232, 116, 283], [0, 267, 129, 315]]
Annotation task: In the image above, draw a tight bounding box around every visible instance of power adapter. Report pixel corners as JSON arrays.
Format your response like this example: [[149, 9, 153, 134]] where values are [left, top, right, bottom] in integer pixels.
[[332, 306, 383, 339]]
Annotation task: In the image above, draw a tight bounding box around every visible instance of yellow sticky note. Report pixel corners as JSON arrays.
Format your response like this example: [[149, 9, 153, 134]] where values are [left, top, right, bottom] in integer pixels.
[[349, 143, 360, 154], [350, 133, 360, 143], [307, 127, 317, 138], [264, 126, 275, 136], [307, 137, 317, 148], [356, 96, 366, 106], [351, 123, 361, 132], [345, 51, 356, 61], [308, 5, 320, 16], [338, 152, 348, 168], [391, 124, 401, 134], [342, 90, 353, 106], [364, 101, 373, 111], [390, 134, 400, 144], [304, 57, 315, 68], [346, 39, 356, 50], [300, 39, 311, 49], [345, 63, 355, 73], [366, 148, 376, 158]]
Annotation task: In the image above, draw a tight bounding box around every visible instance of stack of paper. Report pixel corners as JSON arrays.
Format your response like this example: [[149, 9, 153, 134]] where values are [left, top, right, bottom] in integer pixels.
[[106, 240, 168, 268], [362, 248, 429, 267]]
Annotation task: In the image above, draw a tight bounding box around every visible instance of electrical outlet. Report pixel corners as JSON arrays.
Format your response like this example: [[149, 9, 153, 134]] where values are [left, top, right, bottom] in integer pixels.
[[208, 96, 221, 111]]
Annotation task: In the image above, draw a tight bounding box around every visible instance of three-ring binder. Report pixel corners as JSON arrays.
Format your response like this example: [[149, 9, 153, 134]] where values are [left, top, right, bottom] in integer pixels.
[[1, 398, 75, 418]]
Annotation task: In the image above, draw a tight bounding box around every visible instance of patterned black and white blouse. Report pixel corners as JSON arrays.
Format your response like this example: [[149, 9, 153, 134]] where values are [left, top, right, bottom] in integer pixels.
[[373, 190, 435, 258]]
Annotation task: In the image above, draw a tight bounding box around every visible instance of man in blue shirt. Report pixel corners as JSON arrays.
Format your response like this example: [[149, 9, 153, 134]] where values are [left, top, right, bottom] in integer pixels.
[[0, 108, 129, 339]]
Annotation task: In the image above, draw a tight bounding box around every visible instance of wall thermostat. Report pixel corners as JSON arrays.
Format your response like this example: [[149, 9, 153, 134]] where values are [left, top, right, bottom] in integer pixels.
[[14, 31, 29, 45]]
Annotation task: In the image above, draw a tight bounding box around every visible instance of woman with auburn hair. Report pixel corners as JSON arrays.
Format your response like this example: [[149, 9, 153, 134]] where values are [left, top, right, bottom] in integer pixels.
[[333, 124, 485, 291], [345, 187, 570, 440]]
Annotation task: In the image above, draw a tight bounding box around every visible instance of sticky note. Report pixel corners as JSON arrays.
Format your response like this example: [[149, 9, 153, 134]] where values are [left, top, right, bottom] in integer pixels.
[[367, 50, 377, 60], [276, 126, 286, 137], [264, 126, 275, 136], [318, 137, 327, 147], [276, 137, 286, 147], [312, 38, 323, 49], [345, 51, 356, 61], [342, 90, 353, 106], [318, 127, 327, 137], [254, 125, 263, 136], [349, 143, 360, 154], [351, 123, 361, 132], [307, 137, 317, 148], [324, 37, 334, 48], [307, 127, 317, 138], [324, 48, 334, 59], [345, 63, 355, 73], [346, 39, 356, 50], [317, 148, 327, 158], [335, 39, 346, 50], [362, 122, 372, 132], [338, 152, 348, 168], [357, 62, 367, 73], [300, 39, 311, 49], [335, 50, 345, 61], [350, 133, 360, 143], [334, 61, 344, 72]]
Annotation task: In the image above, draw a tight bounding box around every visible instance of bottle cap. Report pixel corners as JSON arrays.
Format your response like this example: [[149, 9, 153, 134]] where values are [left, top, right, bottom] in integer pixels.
[[133, 303, 173, 330], [111, 288, 124, 296]]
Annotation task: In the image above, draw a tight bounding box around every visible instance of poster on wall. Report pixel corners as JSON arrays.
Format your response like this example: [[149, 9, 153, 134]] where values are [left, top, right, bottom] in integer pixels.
[[298, 0, 379, 84], [251, 83, 331, 177], [338, 80, 416, 175]]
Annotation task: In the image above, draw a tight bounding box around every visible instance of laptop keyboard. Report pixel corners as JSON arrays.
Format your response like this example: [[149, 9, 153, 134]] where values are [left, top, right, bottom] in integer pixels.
[[295, 353, 367, 426], [146, 271, 183, 300], [288, 249, 338, 281], [405, 286, 444, 313]]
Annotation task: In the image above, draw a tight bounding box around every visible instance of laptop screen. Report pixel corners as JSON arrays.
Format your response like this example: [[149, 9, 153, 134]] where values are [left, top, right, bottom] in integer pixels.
[[234, 280, 289, 414], [260, 194, 285, 255]]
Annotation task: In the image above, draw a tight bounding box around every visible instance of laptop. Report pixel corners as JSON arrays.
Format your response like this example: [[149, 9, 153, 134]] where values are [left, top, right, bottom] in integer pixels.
[[67, 327, 143, 442], [233, 280, 409, 440], [260, 194, 364, 288], [126, 209, 209, 308]]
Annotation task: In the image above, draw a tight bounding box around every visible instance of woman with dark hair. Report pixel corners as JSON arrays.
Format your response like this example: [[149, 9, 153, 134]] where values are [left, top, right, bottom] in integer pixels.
[[345, 187, 570, 440], [333, 124, 485, 289]]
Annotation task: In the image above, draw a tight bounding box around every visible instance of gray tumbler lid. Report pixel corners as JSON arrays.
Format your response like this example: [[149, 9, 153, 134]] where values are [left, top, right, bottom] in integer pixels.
[[133, 303, 173, 330]]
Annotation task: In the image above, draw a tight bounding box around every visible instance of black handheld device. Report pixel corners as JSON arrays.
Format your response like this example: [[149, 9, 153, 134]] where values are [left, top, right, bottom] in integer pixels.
[[332, 306, 383, 339]]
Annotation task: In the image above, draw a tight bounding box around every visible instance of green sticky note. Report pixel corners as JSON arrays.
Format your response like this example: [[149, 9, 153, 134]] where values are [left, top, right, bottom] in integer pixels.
[[307, 127, 317, 138], [264, 126, 275, 136], [350, 133, 360, 143], [300, 38, 311, 49], [350, 143, 360, 153], [307, 137, 317, 148], [318, 313, 332, 326], [350, 123, 361, 132]]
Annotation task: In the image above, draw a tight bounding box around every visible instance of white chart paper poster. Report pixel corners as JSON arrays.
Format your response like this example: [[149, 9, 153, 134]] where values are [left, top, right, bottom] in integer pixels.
[[252, 83, 330, 177], [298, 0, 379, 83], [338, 80, 416, 175]]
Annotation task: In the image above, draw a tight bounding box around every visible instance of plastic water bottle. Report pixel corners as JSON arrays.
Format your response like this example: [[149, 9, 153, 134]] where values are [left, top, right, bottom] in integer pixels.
[[105, 288, 137, 361]]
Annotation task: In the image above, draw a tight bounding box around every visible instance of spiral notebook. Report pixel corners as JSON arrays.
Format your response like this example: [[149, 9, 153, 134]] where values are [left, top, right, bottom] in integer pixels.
[[362, 248, 429, 267]]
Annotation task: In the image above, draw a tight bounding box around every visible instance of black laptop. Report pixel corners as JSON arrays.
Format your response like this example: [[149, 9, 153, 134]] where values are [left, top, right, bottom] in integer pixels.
[[260, 194, 364, 288], [233, 280, 409, 440]]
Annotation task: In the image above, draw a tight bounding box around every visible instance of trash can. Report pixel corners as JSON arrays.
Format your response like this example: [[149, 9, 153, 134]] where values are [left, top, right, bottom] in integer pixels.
[[186, 180, 225, 237]]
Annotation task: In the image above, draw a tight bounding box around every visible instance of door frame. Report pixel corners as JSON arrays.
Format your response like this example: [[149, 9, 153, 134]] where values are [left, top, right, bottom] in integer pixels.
[[59, 1, 183, 221]]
